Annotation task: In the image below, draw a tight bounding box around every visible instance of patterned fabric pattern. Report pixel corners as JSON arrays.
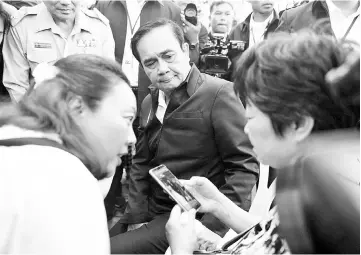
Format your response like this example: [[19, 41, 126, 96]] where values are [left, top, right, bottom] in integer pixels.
[[229, 208, 290, 255]]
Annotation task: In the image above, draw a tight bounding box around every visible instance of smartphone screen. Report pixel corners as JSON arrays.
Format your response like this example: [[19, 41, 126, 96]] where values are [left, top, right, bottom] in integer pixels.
[[149, 165, 201, 211]]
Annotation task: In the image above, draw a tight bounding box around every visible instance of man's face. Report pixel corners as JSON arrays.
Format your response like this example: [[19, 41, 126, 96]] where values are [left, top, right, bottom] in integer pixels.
[[137, 25, 191, 95], [43, 0, 81, 22], [210, 3, 234, 34], [250, 0, 274, 15]]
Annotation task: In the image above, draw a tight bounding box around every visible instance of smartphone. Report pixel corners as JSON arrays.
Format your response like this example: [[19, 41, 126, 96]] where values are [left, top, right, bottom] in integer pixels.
[[149, 165, 201, 211]]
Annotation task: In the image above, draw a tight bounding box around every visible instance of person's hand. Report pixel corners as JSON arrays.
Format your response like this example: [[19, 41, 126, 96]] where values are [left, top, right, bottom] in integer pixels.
[[181, 177, 223, 214], [181, 14, 201, 45], [166, 205, 198, 255], [194, 220, 222, 251]]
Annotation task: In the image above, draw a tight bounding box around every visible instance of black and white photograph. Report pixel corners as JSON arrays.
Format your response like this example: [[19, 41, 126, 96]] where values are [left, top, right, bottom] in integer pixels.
[[0, 0, 359, 254]]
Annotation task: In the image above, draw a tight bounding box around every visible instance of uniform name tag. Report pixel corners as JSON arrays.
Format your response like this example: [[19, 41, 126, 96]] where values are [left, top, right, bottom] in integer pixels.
[[34, 42, 52, 49]]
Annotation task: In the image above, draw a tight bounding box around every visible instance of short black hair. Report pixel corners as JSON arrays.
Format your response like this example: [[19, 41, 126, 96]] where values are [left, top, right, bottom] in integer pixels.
[[234, 30, 359, 136], [131, 19, 185, 64], [210, 0, 234, 14]]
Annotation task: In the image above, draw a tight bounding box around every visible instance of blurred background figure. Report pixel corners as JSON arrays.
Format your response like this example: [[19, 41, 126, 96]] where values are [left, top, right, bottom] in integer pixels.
[[209, 0, 235, 37], [2, 0, 40, 10], [0, 1, 15, 101], [174, 0, 208, 66], [276, 0, 360, 44], [2, 0, 115, 102], [227, 0, 278, 82]]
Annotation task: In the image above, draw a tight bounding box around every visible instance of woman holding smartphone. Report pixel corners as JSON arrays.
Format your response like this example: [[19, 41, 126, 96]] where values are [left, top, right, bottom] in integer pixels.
[[165, 30, 360, 254]]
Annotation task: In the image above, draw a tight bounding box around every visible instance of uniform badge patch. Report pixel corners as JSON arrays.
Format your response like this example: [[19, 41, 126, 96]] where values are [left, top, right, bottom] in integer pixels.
[[34, 42, 52, 49], [77, 39, 97, 48]]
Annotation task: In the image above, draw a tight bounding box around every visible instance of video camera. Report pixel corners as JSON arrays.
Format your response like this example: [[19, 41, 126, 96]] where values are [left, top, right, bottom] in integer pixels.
[[200, 33, 247, 77]]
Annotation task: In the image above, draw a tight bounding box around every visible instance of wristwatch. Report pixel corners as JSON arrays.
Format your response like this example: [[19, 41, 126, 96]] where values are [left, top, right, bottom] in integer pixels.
[[189, 42, 198, 50]]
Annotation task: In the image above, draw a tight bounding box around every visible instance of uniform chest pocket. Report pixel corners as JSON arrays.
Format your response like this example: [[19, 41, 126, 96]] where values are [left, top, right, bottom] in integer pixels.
[[27, 47, 58, 74]]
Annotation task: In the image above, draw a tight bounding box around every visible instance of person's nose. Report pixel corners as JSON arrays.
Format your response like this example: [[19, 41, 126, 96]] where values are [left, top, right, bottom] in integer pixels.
[[244, 122, 250, 136], [157, 59, 170, 75], [127, 128, 137, 155], [220, 13, 226, 21]]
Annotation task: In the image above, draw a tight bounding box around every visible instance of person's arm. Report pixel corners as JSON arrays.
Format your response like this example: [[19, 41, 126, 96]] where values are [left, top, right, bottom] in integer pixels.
[[211, 187, 259, 233], [200, 82, 259, 236], [183, 176, 260, 234], [180, 15, 204, 66], [2, 25, 30, 101]]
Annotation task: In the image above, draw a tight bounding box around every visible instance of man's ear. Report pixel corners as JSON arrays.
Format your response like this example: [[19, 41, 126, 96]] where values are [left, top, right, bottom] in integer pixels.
[[293, 116, 315, 142], [182, 42, 190, 59], [67, 94, 86, 117]]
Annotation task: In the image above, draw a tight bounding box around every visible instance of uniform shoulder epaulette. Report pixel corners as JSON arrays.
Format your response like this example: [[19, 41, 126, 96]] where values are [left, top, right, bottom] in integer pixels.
[[10, 4, 41, 26], [82, 8, 109, 26]]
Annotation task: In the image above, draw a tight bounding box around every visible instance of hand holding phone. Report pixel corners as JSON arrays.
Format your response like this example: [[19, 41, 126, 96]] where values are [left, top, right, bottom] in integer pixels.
[[149, 165, 201, 211]]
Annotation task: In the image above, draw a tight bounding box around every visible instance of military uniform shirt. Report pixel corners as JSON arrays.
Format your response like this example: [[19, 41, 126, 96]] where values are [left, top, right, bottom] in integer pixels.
[[2, 3, 115, 101]]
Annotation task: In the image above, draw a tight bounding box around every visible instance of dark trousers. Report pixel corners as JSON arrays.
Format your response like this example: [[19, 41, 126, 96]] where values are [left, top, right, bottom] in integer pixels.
[[110, 213, 170, 254]]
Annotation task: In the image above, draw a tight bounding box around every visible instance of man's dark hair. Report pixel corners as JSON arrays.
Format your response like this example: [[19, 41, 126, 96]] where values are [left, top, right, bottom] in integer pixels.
[[234, 30, 359, 136], [131, 19, 185, 64], [210, 0, 234, 14]]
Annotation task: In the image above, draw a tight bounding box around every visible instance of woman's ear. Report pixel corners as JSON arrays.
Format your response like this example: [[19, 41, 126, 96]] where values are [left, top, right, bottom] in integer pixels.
[[67, 94, 85, 117], [293, 116, 315, 142]]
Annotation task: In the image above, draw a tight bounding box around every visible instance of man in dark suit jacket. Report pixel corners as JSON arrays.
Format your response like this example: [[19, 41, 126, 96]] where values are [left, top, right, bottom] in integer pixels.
[[96, 0, 208, 223], [110, 19, 259, 254]]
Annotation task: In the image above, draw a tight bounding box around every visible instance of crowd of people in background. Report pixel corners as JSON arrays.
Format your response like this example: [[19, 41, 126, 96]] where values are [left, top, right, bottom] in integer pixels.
[[0, 0, 359, 254]]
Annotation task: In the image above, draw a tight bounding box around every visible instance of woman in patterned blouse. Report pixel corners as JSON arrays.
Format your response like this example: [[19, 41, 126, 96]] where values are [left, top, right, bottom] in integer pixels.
[[165, 29, 359, 255]]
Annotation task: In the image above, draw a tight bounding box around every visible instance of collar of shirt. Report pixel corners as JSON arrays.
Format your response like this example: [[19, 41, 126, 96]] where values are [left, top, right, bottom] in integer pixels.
[[155, 67, 192, 123], [0, 125, 63, 145], [158, 90, 168, 109], [325, 0, 360, 41], [249, 11, 274, 46], [326, 0, 360, 19], [249, 11, 274, 31], [35, 3, 93, 36]]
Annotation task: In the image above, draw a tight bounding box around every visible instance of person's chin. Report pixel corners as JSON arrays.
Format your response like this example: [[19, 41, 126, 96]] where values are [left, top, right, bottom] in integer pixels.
[[215, 26, 228, 33], [105, 160, 118, 176]]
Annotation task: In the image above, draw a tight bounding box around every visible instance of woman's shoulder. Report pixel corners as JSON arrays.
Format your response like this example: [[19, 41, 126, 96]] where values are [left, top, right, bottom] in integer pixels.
[[0, 137, 108, 254], [0, 126, 95, 185]]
